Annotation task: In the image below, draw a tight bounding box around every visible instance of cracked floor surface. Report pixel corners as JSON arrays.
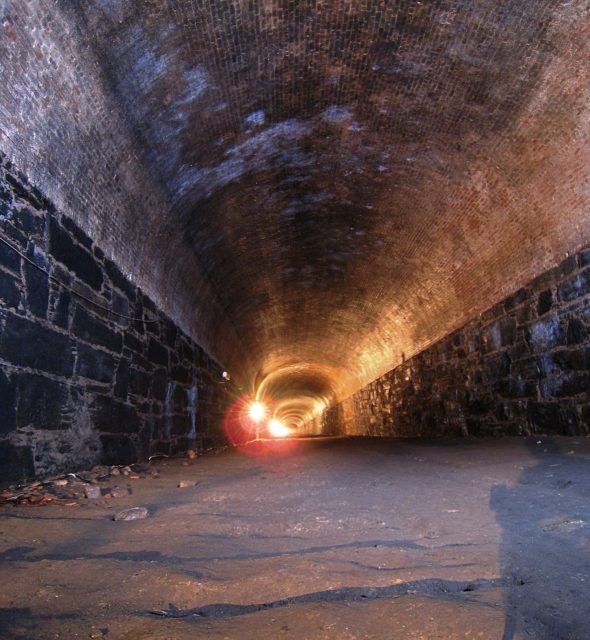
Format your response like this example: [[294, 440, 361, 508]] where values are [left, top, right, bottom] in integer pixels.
[[1, 436, 589, 639]]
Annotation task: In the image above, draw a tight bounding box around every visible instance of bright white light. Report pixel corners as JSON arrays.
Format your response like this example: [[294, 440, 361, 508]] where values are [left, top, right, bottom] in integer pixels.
[[268, 419, 290, 438], [248, 402, 266, 423]]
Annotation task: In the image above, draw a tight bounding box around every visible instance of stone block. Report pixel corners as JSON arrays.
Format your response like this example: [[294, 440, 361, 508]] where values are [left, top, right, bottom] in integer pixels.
[[111, 291, 129, 318], [527, 401, 579, 435], [61, 216, 92, 249], [556, 372, 590, 398], [150, 439, 171, 455], [92, 395, 140, 433], [526, 314, 563, 353], [100, 434, 137, 466], [147, 338, 168, 368], [0, 370, 16, 435], [0, 219, 29, 256], [146, 318, 160, 337], [0, 271, 20, 309], [511, 357, 541, 381], [566, 318, 589, 346], [0, 313, 74, 376], [557, 268, 590, 303], [23, 245, 49, 318], [150, 368, 168, 399], [180, 338, 195, 364], [173, 384, 186, 412], [553, 255, 578, 279], [498, 317, 517, 347], [76, 343, 116, 383], [492, 378, 537, 399], [72, 305, 122, 353], [0, 440, 34, 485], [131, 350, 150, 370], [553, 347, 590, 372], [0, 240, 20, 272], [104, 258, 136, 300], [537, 289, 553, 316], [51, 288, 71, 329], [5, 174, 44, 212], [482, 351, 512, 379], [515, 305, 537, 325], [15, 372, 69, 429], [171, 364, 191, 385], [123, 332, 144, 354], [132, 298, 145, 335], [13, 206, 45, 239], [504, 288, 528, 311], [49, 217, 103, 290], [163, 321, 177, 349], [114, 358, 130, 399], [527, 401, 560, 433], [170, 414, 190, 436], [129, 367, 151, 397], [508, 336, 531, 360], [537, 354, 555, 378], [466, 395, 493, 416]]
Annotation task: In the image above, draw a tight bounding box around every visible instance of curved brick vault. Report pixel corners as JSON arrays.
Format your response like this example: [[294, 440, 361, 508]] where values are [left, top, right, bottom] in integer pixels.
[[1, 1, 589, 429]]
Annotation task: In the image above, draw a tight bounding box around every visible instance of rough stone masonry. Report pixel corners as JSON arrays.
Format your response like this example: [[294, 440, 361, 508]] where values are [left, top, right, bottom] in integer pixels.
[[322, 246, 590, 438], [0, 154, 231, 485]]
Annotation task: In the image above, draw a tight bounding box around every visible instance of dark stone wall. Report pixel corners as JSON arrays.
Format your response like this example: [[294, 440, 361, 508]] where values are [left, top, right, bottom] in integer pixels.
[[322, 249, 590, 439], [0, 155, 232, 486]]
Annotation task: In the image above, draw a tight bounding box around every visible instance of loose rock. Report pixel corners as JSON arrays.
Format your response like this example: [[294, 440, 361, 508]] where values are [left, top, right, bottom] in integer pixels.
[[178, 480, 199, 488], [84, 485, 102, 499], [113, 507, 149, 521], [109, 487, 128, 498]]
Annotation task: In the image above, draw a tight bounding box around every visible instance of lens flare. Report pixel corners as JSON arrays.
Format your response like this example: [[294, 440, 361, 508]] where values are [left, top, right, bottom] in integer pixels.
[[249, 401, 266, 423], [268, 419, 290, 438]]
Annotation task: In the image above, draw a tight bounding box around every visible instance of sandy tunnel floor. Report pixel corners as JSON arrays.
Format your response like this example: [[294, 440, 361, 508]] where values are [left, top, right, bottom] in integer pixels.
[[1, 436, 589, 639]]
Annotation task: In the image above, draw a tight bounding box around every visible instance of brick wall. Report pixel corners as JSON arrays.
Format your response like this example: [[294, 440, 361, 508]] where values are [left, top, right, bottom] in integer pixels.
[[0, 155, 233, 485], [322, 249, 590, 438]]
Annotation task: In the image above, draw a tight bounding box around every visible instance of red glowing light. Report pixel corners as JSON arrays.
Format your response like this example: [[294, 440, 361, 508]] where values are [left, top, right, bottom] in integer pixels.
[[248, 401, 266, 422]]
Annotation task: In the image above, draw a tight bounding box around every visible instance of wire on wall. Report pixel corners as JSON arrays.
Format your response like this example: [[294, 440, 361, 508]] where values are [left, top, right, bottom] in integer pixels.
[[0, 233, 159, 324]]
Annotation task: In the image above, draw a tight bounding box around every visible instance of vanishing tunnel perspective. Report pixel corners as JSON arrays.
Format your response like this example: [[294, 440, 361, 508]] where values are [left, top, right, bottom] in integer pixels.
[[0, 1, 590, 638]]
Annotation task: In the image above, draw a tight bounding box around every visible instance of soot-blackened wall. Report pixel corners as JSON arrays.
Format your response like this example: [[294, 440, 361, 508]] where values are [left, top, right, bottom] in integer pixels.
[[323, 248, 590, 439], [0, 155, 231, 485]]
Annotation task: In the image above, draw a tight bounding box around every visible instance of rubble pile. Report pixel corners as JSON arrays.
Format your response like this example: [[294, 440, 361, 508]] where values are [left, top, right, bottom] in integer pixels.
[[0, 462, 156, 507]]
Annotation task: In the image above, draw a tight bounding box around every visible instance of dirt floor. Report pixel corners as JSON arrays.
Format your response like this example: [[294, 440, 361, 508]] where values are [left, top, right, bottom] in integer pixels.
[[1, 436, 589, 639]]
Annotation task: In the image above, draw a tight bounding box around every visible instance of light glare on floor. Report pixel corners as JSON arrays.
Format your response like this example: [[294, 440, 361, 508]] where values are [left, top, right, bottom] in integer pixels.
[[268, 419, 290, 438]]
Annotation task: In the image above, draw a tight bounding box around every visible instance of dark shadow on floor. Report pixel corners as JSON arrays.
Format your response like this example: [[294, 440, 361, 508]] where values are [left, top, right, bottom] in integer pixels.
[[147, 576, 505, 620], [0, 608, 79, 640], [491, 438, 590, 639]]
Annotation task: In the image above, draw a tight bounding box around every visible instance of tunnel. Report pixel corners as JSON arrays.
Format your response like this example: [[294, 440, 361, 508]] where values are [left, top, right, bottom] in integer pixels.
[[0, 1, 589, 637]]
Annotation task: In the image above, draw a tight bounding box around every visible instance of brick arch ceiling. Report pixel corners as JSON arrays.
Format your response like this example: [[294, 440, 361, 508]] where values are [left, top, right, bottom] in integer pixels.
[[2, 1, 590, 427]]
